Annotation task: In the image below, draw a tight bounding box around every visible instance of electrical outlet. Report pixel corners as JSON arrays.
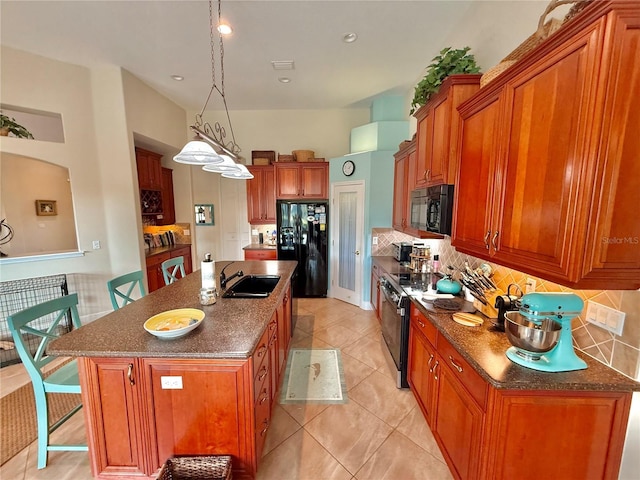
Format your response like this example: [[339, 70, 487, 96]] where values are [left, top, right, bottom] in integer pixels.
[[372, 236, 378, 245], [525, 278, 536, 293], [160, 376, 183, 389], [92, 240, 101, 250]]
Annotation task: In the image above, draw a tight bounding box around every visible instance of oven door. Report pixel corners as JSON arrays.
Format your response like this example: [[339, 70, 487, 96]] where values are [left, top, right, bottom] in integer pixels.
[[379, 280, 403, 371]]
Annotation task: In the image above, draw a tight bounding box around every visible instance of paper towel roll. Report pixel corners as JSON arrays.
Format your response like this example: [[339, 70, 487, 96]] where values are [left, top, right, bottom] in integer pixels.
[[201, 254, 216, 289]]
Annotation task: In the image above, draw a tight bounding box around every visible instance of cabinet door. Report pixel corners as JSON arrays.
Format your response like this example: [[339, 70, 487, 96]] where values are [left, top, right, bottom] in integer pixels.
[[141, 358, 254, 478], [246, 167, 264, 223], [392, 156, 407, 231], [492, 20, 604, 280], [78, 357, 149, 477], [414, 107, 431, 190], [581, 9, 640, 288], [262, 167, 277, 221], [275, 164, 301, 198], [146, 252, 170, 293], [433, 361, 484, 480], [452, 95, 501, 258], [427, 94, 451, 185], [370, 265, 380, 319], [300, 164, 328, 199], [407, 324, 436, 425], [158, 168, 175, 225], [136, 147, 162, 190]]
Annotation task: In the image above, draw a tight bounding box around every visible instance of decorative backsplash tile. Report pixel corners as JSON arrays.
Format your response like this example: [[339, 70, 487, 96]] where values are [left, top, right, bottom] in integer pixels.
[[371, 228, 640, 380]]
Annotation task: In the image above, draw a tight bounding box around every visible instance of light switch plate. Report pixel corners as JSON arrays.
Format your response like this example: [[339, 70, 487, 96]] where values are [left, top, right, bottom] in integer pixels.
[[585, 300, 625, 336]]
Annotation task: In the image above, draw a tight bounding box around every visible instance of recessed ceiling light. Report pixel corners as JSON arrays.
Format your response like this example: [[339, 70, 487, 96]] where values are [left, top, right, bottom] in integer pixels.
[[343, 32, 358, 43], [171, 75, 184, 81], [278, 77, 291, 84], [217, 23, 232, 35]]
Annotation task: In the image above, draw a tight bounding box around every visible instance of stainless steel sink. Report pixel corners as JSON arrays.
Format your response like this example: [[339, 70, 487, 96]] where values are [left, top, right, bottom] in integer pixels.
[[222, 275, 281, 298]]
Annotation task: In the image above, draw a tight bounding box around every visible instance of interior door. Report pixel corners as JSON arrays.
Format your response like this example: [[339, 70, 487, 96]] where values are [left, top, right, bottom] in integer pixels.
[[331, 181, 364, 306]]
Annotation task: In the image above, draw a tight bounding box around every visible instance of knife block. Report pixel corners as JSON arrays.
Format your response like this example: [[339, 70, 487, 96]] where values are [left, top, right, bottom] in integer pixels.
[[473, 289, 503, 319]]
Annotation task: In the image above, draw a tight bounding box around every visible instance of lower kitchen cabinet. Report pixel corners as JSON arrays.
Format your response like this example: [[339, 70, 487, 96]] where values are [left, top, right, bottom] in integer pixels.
[[145, 245, 192, 293], [244, 248, 277, 260], [407, 304, 631, 480], [78, 281, 292, 479], [370, 263, 381, 319]]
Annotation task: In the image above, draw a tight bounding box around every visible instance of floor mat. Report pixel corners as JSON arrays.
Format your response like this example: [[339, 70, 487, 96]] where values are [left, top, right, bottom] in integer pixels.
[[280, 348, 348, 404]]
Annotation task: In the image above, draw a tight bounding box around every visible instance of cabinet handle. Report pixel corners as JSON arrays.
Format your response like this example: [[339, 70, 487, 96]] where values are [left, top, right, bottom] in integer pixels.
[[259, 390, 269, 405], [484, 230, 491, 250], [127, 363, 135, 386], [417, 320, 425, 328], [433, 360, 439, 381], [257, 344, 267, 358], [426, 169, 431, 181], [260, 419, 270, 437], [258, 365, 268, 381], [269, 320, 277, 331], [423, 170, 428, 181], [448, 355, 463, 373], [492, 231, 499, 250], [427, 354, 434, 371]]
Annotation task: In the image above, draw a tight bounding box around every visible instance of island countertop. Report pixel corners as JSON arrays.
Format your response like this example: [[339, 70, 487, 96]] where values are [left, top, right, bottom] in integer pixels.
[[48, 260, 296, 360]]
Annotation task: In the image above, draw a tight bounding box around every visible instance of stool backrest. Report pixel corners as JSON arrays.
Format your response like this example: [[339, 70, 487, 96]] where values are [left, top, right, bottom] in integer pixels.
[[162, 256, 186, 285], [107, 270, 146, 310]]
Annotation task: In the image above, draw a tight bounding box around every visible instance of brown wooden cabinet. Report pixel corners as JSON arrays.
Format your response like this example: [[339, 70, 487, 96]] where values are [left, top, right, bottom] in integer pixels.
[[370, 263, 381, 319], [413, 74, 481, 189], [136, 147, 163, 190], [453, 1, 640, 290], [407, 303, 632, 480], [78, 280, 292, 480], [392, 140, 419, 236], [275, 162, 328, 199], [145, 246, 192, 293], [244, 248, 277, 261], [246, 166, 276, 224], [157, 167, 175, 225]]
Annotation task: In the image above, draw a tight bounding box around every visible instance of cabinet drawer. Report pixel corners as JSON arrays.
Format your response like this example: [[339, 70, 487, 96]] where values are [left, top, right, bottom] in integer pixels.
[[253, 331, 270, 401], [410, 304, 437, 346], [437, 335, 487, 409], [254, 389, 271, 458], [146, 252, 170, 268], [244, 249, 277, 260]]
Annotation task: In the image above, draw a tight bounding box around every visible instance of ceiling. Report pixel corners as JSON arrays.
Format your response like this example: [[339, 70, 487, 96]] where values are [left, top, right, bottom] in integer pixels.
[[1, 1, 567, 112]]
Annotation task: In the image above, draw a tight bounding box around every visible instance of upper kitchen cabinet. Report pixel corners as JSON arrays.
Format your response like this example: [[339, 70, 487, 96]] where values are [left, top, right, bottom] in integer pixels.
[[275, 162, 328, 199], [413, 74, 481, 189], [157, 167, 175, 226], [453, 0, 640, 289], [392, 140, 419, 236], [135, 147, 163, 191], [247, 165, 276, 224]]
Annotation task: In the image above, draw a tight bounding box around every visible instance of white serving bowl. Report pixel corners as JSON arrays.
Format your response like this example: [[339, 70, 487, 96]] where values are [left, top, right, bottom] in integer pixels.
[[144, 308, 205, 339]]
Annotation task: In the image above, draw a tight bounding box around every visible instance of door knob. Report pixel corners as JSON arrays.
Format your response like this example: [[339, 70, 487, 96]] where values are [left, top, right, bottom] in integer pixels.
[[355, 251, 360, 255]]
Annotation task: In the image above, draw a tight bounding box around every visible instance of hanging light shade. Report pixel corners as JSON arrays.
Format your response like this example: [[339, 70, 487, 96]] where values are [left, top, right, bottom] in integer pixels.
[[221, 163, 254, 179], [173, 140, 224, 165], [202, 154, 241, 173]]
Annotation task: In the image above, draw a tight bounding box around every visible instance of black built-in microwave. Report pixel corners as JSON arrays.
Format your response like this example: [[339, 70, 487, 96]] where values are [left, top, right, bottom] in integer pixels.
[[410, 185, 454, 235]]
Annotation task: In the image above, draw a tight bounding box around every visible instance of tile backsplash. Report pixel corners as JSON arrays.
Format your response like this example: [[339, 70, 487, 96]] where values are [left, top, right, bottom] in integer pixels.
[[371, 228, 640, 380]]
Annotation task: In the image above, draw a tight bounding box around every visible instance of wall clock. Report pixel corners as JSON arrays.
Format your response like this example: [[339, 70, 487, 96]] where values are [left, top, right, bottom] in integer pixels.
[[342, 160, 355, 176]]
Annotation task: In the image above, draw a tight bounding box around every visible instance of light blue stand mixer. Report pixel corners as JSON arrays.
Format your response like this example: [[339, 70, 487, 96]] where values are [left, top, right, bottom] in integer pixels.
[[504, 292, 587, 372]]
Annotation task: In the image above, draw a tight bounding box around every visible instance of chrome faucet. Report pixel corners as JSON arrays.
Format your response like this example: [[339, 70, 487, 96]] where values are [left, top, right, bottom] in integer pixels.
[[219, 262, 244, 290]]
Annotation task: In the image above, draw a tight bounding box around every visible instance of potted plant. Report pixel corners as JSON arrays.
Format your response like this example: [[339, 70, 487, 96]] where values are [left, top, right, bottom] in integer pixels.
[[410, 46, 481, 115], [0, 113, 34, 139]]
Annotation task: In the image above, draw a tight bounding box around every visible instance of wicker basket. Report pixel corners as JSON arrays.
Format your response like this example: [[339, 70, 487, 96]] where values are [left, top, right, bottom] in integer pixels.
[[277, 154, 295, 162], [480, 0, 575, 88], [251, 150, 276, 165], [157, 455, 233, 480], [292, 150, 315, 162]]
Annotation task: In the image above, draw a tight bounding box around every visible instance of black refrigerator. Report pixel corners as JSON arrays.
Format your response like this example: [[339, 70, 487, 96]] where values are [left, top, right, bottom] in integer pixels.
[[277, 200, 328, 297]]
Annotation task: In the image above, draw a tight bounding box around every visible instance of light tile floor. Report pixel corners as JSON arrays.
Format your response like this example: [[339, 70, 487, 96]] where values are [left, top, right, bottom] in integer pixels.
[[0, 297, 452, 480]]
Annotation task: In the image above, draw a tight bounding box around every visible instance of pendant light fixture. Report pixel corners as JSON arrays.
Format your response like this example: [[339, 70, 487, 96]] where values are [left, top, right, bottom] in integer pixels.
[[221, 163, 254, 179], [174, 0, 242, 168]]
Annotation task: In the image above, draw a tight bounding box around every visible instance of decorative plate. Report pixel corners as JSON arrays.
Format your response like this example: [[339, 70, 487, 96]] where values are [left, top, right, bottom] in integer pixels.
[[144, 308, 205, 339]]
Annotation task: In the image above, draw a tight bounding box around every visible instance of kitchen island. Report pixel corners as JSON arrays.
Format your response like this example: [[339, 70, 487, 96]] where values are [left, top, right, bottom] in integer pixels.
[[49, 260, 296, 480]]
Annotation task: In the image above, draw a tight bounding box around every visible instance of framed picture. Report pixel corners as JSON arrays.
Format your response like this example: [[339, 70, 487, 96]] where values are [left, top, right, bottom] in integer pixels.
[[195, 204, 214, 225], [35, 200, 57, 216]]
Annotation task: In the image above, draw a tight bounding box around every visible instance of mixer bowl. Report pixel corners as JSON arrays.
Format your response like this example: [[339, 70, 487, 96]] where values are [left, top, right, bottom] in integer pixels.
[[504, 312, 562, 354]]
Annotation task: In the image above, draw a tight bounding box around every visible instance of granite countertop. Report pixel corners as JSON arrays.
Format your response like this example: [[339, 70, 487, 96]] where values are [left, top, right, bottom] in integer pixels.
[[243, 243, 277, 250], [48, 260, 297, 360], [372, 256, 639, 393], [145, 244, 191, 258]]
